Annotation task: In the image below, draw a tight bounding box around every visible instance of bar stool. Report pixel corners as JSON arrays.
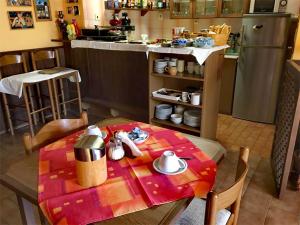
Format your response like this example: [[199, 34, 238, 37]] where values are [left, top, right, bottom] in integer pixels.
[[31, 49, 82, 119], [0, 53, 56, 135], [31, 49, 66, 122]]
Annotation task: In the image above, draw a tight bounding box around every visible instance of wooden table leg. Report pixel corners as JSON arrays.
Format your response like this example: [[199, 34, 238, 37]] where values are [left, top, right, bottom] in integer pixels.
[[75, 75, 82, 114], [2, 93, 14, 135], [52, 79, 61, 119], [23, 86, 34, 136], [59, 79, 67, 116], [47, 80, 56, 120]]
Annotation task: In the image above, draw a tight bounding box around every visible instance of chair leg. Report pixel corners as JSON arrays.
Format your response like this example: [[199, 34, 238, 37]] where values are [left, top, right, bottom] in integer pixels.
[[27, 86, 38, 125], [23, 86, 34, 136], [36, 83, 45, 124], [52, 79, 61, 119], [2, 93, 14, 135], [75, 75, 82, 114], [47, 80, 56, 120], [59, 79, 67, 116]]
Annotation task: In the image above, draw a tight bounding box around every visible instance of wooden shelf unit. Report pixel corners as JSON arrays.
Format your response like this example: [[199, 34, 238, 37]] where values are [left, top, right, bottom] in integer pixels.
[[151, 118, 200, 134], [148, 51, 224, 140]]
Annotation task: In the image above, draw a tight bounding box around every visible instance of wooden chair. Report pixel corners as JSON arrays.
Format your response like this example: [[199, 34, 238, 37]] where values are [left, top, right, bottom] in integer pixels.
[[174, 147, 249, 225], [0, 53, 56, 135], [23, 111, 88, 154], [31, 49, 82, 120]]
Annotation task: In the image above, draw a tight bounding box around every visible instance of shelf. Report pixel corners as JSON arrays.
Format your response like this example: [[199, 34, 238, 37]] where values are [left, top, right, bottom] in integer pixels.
[[151, 118, 200, 134], [105, 7, 169, 16], [151, 96, 202, 109], [152, 73, 204, 82]]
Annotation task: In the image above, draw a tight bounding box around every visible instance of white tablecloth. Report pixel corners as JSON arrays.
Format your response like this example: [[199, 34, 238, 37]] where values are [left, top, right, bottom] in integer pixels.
[[0, 68, 81, 97], [71, 40, 228, 65]]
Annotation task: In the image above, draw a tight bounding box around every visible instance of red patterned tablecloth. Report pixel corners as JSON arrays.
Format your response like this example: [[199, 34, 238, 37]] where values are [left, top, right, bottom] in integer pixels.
[[38, 122, 216, 225]]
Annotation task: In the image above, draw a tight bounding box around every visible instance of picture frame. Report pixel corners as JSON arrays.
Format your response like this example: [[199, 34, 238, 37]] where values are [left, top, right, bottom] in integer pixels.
[[67, 0, 78, 3], [33, 0, 52, 21], [7, 0, 32, 6], [67, 6, 74, 14], [74, 5, 80, 16], [8, 11, 34, 29]]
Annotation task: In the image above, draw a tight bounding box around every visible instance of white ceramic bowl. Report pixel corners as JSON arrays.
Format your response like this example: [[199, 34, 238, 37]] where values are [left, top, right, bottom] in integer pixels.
[[171, 114, 183, 124]]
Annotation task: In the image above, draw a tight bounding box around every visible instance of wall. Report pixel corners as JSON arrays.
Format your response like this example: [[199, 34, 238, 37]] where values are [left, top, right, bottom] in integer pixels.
[[0, 0, 65, 52], [293, 21, 300, 60]]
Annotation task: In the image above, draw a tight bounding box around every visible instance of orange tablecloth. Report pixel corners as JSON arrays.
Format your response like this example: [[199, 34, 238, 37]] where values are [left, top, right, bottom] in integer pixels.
[[38, 122, 216, 225]]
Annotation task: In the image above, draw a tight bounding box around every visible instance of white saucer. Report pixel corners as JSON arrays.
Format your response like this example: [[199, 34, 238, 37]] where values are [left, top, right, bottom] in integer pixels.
[[153, 158, 187, 175], [77, 131, 107, 140]]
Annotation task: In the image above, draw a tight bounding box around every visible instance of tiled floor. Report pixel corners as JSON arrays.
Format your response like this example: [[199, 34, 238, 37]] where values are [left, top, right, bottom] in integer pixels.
[[0, 114, 299, 225]]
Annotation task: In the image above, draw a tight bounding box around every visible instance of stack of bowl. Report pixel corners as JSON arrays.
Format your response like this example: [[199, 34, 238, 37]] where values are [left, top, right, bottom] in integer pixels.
[[183, 110, 201, 127], [155, 104, 172, 120], [154, 59, 168, 74]]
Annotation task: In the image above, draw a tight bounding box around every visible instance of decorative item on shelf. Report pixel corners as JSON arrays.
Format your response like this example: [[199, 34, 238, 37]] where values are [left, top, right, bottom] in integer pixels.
[[121, 12, 131, 25], [152, 88, 181, 101], [171, 114, 183, 124], [177, 60, 185, 73], [172, 38, 187, 48], [33, 0, 51, 21], [108, 137, 125, 160], [67, 23, 77, 40], [56, 11, 68, 39], [8, 11, 34, 29], [7, 0, 31, 6], [193, 37, 214, 48], [110, 13, 122, 26], [174, 105, 185, 114], [67, 6, 73, 14], [187, 61, 194, 74], [72, 19, 80, 36], [74, 135, 107, 188]]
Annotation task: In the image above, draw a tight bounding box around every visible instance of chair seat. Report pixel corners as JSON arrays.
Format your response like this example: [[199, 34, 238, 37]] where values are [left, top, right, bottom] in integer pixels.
[[175, 198, 231, 225]]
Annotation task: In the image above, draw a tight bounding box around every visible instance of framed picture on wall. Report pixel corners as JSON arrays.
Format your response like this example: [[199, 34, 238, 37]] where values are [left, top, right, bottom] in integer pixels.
[[8, 11, 34, 29], [7, 0, 32, 6], [67, 6, 74, 14], [74, 5, 79, 15], [33, 0, 52, 21], [67, 0, 78, 3]]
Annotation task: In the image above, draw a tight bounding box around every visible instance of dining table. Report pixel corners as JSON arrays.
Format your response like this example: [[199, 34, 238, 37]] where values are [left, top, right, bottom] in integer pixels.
[[0, 117, 226, 225]]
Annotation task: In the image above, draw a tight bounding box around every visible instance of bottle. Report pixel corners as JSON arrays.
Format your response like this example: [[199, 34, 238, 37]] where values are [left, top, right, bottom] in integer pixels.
[[122, 0, 127, 7]]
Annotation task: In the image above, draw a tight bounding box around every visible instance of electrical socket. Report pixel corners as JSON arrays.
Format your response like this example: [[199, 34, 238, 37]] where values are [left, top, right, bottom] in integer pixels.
[[95, 14, 100, 21], [159, 13, 163, 20]]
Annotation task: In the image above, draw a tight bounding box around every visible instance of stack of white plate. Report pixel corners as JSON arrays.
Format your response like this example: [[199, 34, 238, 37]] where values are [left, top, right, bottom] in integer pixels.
[[154, 59, 168, 74], [155, 104, 172, 120], [184, 110, 201, 127]]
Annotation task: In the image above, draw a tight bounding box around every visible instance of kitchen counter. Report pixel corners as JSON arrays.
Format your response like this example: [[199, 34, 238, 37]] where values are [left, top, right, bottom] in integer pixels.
[[67, 40, 226, 126]]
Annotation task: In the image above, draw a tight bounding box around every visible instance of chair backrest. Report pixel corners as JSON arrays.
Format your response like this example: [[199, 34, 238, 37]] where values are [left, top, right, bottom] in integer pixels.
[[0, 53, 28, 78], [30, 49, 60, 70], [204, 147, 249, 225], [23, 112, 88, 154]]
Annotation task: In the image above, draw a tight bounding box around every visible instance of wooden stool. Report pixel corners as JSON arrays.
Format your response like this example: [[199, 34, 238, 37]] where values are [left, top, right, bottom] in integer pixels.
[[31, 49, 67, 122], [31, 49, 82, 119], [0, 53, 56, 135]]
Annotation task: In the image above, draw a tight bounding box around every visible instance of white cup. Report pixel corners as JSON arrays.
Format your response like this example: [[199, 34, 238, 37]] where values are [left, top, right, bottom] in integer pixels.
[[174, 105, 185, 114], [181, 92, 190, 102], [191, 93, 201, 105], [168, 61, 177, 67], [158, 151, 181, 173], [86, 125, 102, 137], [177, 60, 185, 73], [187, 66, 194, 74], [194, 64, 200, 75]]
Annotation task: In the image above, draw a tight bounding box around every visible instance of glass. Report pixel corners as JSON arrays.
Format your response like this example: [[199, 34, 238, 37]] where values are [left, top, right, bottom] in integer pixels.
[[194, 0, 217, 17], [172, 0, 191, 17], [221, 0, 243, 15]]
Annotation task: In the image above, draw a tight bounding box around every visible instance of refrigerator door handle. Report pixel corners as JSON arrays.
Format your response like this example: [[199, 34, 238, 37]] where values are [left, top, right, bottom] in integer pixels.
[[253, 24, 263, 30]]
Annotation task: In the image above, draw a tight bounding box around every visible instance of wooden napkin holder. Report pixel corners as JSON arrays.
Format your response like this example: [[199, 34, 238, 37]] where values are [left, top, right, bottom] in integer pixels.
[[74, 135, 107, 188]]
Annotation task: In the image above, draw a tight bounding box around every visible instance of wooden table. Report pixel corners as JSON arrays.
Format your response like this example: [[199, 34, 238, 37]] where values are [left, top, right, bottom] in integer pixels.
[[0, 118, 225, 225]]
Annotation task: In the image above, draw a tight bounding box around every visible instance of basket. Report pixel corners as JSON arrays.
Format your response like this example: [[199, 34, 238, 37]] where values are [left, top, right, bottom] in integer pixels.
[[208, 33, 229, 46]]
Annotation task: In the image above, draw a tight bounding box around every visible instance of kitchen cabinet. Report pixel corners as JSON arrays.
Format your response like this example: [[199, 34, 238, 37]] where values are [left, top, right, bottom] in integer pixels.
[[218, 0, 250, 17], [170, 0, 249, 18], [193, 0, 218, 18], [170, 0, 193, 18]]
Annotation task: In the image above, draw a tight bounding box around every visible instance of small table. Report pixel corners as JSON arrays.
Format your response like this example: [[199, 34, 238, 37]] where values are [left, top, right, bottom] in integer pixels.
[[0, 118, 225, 225]]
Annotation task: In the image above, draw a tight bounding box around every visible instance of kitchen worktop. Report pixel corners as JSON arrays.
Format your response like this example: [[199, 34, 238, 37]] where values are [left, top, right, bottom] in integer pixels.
[[71, 40, 228, 65]]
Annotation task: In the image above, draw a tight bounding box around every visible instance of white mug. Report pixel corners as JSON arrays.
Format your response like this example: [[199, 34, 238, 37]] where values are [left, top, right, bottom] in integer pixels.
[[168, 61, 177, 67], [158, 151, 181, 173], [191, 93, 201, 105], [86, 125, 102, 137], [194, 64, 201, 75], [187, 66, 194, 74], [177, 60, 185, 73], [181, 92, 190, 102]]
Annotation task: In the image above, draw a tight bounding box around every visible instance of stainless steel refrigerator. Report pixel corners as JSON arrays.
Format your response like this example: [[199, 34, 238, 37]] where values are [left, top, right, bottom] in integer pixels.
[[232, 13, 291, 123]]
